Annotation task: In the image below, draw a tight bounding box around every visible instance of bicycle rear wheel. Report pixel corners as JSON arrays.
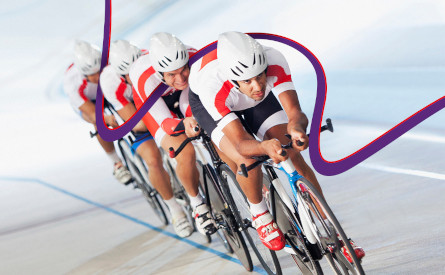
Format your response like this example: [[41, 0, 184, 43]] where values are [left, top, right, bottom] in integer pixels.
[[199, 162, 233, 253], [215, 164, 253, 271], [118, 139, 169, 225], [220, 165, 281, 275], [296, 178, 365, 275]]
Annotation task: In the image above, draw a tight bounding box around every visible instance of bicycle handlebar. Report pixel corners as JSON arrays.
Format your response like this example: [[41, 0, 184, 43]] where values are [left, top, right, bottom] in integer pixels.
[[238, 118, 334, 177], [168, 126, 202, 158]]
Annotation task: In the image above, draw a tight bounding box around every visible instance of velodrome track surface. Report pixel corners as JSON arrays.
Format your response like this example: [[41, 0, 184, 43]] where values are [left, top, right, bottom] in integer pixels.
[[1, 0, 444, 274], [1, 115, 444, 274]]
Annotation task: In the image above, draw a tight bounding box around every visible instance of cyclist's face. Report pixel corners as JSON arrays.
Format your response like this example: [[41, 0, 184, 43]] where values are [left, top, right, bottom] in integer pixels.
[[163, 65, 189, 90], [86, 72, 100, 84], [236, 71, 267, 101]]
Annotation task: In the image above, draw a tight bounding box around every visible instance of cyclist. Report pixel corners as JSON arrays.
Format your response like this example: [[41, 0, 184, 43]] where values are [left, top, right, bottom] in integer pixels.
[[129, 32, 217, 236], [63, 40, 131, 185], [100, 40, 193, 237], [189, 31, 365, 260]]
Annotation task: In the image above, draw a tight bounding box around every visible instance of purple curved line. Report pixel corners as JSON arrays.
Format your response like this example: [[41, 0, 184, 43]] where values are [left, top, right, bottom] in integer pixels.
[[96, 2, 218, 142], [96, 11, 445, 175], [95, 0, 169, 142], [248, 33, 445, 176]]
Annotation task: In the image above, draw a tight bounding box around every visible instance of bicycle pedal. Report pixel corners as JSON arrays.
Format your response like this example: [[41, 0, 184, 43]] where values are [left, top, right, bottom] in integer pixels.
[[326, 244, 336, 253], [124, 179, 134, 186], [283, 246, 297, 255], [242, 218, 252, 228]]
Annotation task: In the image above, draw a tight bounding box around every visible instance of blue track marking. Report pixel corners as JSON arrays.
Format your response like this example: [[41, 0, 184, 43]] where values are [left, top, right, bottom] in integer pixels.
[[0, 176, 267, 274]]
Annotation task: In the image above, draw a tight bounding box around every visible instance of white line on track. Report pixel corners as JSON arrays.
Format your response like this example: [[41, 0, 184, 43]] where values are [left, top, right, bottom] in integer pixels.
[[359, 163, 445, 181]]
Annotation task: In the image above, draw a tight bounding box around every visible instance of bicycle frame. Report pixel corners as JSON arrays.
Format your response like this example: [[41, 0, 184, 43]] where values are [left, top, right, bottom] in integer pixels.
[[262, 161, 307, 239]]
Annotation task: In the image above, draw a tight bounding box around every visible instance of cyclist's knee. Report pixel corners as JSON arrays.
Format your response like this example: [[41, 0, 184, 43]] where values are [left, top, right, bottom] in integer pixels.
[[144, 156, 164, 171]]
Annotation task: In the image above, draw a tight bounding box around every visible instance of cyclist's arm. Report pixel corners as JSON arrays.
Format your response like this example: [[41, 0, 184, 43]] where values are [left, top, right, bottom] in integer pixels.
[[278, 90, 309, 150], [78, 100, 118, 128], [222, 117, 286, 163], [116, 102, 148, 132], [78, 100, 98, 124]]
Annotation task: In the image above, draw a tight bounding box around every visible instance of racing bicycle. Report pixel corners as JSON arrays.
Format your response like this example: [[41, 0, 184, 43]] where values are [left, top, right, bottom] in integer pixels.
[[170, 129, 280, 273], [237, 118, 365, 275]]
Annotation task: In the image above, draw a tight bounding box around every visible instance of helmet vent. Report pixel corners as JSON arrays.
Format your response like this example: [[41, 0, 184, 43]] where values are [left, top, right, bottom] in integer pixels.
[[158, 61, 165, 68], [175, 51, 179, 60], [236, 66, 243, 73], [238, 61, 248, 68], [165, 56, 171, 62], [231, 68, 240, 77], [253, 54, 256, 65]]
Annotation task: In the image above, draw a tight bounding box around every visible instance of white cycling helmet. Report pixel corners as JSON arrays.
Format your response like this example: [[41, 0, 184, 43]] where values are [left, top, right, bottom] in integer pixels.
[[109, 40, 141, 75], [73, 40, 101, 75], [217, 31, 267, 81], [149, 32, 189, 73]]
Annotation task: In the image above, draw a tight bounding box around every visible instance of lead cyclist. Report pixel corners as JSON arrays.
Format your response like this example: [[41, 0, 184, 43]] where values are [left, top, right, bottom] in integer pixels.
[[189, 31, 364, 261]]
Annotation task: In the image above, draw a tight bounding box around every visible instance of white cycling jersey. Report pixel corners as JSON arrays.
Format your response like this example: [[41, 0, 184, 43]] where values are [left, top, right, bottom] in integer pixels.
[[189, 46, 295, 121], [100, 65, 132, 110], [129, 46, 197, 145], [63, 64, 98, 110]]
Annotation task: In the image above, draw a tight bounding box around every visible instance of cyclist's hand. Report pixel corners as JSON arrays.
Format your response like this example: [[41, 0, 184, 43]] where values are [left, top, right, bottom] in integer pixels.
[[183, 117, 200, 137], [261, 139, 287, 164], [289, 128, 309, 151], [104, 114, 118, 128]]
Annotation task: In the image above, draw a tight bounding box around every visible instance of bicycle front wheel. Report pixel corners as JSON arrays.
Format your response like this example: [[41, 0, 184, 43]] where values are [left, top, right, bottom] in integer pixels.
[[215, 164, 253, 271], [263, 175, 323, 275], [296, 178, 365, 275], [220, 165, 281, 275]]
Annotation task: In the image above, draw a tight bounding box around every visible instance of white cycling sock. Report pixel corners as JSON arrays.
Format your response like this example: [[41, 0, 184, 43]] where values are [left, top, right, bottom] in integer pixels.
[[248, 199, 269, 217], [107, 151, 121, 164], [188, 193, 204, 208], [164, 197, 184, 217]]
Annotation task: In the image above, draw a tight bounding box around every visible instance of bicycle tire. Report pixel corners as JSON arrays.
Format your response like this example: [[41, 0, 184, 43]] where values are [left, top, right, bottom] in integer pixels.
[[219, 165, 281, 275], [216, 164, 253, 271], [199, 162, 233, 252], [118, 140, 169, 225], [262, 174, 323, 275], [296, 178, 365, 275]]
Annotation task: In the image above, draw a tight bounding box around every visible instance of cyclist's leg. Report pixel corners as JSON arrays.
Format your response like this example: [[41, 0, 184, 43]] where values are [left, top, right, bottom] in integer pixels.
[[218, 137, 263, 204], [218, 136, 285, 251], [134, 103, 195, 236], [161, 134, 217, 235], [136, 138, 194, 236], [136, 139, 174, 200], [86, 118, 130, 184], [161, 134, 200, 197]]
